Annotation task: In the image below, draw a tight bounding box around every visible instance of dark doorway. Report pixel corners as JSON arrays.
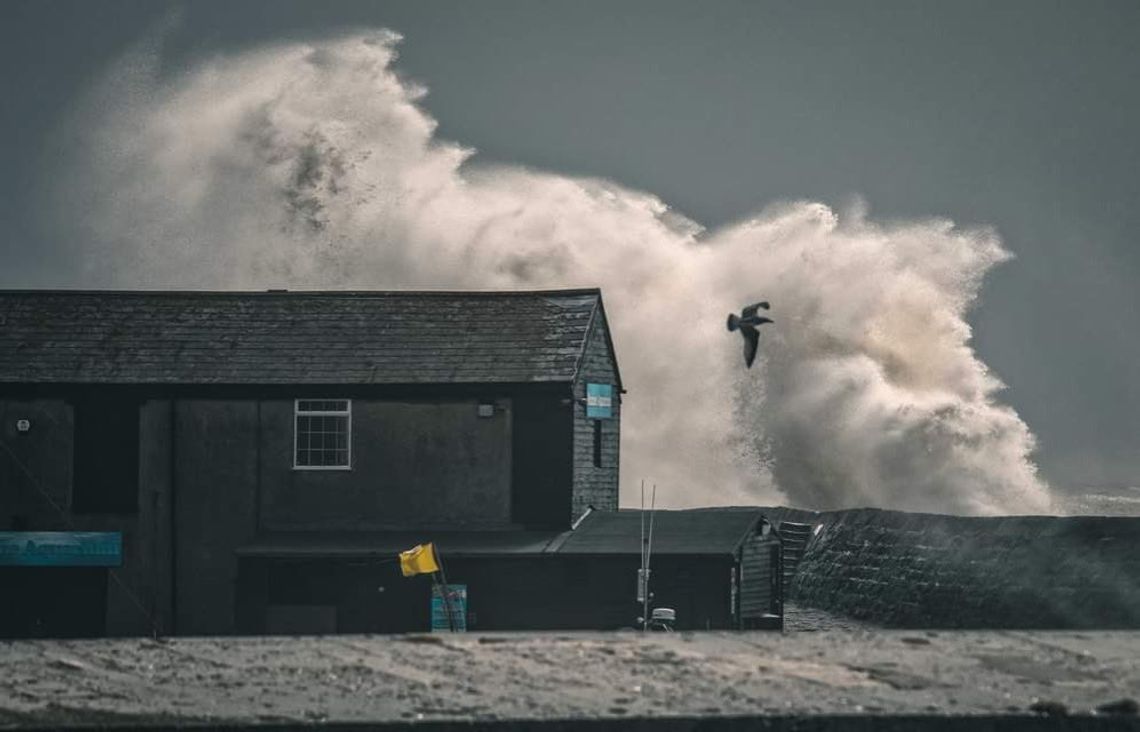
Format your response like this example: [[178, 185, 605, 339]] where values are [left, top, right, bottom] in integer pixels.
[[511, 395, 572, 527], [0, 567, 108, 638]]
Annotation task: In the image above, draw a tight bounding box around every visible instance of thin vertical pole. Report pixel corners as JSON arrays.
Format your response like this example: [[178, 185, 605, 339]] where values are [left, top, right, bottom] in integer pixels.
[[644, 484, 657, 631], [647, 484, 658, 561], [433, 545, 457, 632], [640, 479, 647, 632]]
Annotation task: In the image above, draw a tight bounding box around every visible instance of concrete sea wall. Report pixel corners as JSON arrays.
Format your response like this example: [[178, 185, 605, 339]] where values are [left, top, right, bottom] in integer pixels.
[[763, 507, 1140, 629]]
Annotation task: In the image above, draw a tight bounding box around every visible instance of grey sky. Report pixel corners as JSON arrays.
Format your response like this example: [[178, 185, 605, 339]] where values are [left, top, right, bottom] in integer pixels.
[[2, 0, 1137, 492]]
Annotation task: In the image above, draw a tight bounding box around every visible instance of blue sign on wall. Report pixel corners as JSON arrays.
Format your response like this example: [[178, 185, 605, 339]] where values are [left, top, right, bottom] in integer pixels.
[[0, 532, 122, 567], [431, 584, 467, 632], [586, 383, 613, 419]]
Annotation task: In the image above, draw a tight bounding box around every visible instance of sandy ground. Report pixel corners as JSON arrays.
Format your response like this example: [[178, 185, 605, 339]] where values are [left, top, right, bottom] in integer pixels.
[[1, 630, 1138, 727]]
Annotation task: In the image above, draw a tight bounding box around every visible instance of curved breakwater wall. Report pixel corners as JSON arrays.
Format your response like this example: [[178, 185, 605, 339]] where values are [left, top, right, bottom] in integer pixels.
[[762, 507, 1140, 629]]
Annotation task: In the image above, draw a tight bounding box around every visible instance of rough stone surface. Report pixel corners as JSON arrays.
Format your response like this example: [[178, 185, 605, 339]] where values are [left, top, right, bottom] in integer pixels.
[[570, 309, 621, 522], [763, 507, 1140, 629], [0, 631, 1137, 728]]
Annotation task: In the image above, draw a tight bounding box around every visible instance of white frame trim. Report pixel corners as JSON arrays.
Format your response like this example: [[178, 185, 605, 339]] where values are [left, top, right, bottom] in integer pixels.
[[293, 399, 352, 471]]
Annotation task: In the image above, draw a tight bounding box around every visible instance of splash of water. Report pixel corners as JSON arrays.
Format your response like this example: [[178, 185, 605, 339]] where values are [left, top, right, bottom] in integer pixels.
[[48, 32, 1053, 514]]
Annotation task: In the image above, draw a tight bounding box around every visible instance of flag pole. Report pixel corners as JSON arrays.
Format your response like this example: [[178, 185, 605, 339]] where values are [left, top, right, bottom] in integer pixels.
[[433, 544, 458, 632]]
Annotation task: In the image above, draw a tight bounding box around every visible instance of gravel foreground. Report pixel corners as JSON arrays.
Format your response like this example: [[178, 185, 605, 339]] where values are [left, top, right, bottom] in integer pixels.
[[1, 630, 1138, 729]]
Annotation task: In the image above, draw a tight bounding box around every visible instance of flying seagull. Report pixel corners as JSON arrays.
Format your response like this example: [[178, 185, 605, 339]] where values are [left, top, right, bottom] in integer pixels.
[[727, 301, 773, 368]]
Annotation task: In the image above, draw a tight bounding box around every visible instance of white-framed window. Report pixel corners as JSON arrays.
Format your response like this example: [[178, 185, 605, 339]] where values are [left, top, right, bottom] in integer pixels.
[[294, 399, 351, 470]]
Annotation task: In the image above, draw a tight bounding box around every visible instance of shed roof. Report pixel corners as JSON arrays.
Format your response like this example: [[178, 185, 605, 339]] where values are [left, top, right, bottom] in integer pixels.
[[237, 530, 564, 559], [236, 509, 772, 560], [0, 289, 610, 386], [554, 507, 771, 556]]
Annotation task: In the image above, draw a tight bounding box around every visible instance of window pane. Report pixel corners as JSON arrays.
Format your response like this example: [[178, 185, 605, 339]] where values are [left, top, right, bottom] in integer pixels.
[[297, 400, 349, 413], [295, 401, 350, 467]]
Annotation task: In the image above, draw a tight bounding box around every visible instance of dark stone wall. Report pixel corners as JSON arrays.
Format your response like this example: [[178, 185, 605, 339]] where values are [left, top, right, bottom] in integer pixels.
[[775, 507, 1140, 629], [570, 311, 621, 522]]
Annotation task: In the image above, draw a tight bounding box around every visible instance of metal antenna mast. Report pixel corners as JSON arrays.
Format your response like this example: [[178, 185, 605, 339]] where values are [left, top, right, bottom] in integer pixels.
[[639, 479, 646, 630], [642, 482, 657, 632]]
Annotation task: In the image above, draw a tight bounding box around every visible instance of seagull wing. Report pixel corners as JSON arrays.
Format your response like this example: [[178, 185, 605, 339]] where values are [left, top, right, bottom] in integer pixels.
[[741, 301, 771, 319], [741, 325, 760, 368]]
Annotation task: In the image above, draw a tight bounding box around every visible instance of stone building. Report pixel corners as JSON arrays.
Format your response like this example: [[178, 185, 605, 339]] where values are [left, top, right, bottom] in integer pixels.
[[0, 289, 623, 636]]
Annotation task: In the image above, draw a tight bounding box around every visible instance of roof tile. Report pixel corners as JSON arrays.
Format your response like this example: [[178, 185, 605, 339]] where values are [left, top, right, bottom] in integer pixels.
[[0, 290, 602, 385]]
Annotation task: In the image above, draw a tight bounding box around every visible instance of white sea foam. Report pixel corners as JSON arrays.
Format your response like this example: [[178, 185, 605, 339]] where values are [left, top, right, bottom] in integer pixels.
[[47, 33, 1054, 514]]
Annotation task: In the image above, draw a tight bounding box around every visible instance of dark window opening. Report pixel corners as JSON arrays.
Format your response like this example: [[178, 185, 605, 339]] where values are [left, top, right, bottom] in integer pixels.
[[593, 420, 603, 468], [72, 396, 140, 514]]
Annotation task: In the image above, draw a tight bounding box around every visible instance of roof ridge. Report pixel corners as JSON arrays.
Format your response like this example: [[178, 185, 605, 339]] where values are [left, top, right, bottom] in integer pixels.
[[0, 287, 603, 298]]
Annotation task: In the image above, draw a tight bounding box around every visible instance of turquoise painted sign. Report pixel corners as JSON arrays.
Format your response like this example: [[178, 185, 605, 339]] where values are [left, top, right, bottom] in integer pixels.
[[431, 584, 467, 632], [586, 383, 613, 419], [0, 532, 122, 567]]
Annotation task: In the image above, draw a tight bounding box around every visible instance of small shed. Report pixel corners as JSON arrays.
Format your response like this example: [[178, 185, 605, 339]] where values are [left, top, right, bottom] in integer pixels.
[[552, 508, 784, 630], [235, 508, 783, 633]]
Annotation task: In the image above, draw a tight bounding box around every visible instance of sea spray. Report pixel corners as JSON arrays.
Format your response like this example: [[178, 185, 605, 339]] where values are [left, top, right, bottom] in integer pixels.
[[47, 33, 1053, 514]]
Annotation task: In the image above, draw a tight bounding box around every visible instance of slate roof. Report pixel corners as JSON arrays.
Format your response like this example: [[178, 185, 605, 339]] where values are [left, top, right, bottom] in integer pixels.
[[236, 509, 772, 559], [553, 507, 772, 556], [0, 289, 609, 385]]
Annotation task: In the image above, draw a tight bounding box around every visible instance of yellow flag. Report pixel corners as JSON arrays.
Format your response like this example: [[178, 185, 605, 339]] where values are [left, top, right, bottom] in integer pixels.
[[399, 543, 440, 577]]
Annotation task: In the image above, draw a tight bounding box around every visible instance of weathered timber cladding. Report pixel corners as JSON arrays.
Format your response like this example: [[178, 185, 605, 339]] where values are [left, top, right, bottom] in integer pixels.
[[0, 396, 172, 637], [511, 392, 573, 527], [570, 309, 620, 522], [260, 398, 513, 530], [240, 554, 737, 633], [173, 400, 259, 635], [137, 399, 174, 636], [739, 531, 779, 623], [0, 399, 73, 524]]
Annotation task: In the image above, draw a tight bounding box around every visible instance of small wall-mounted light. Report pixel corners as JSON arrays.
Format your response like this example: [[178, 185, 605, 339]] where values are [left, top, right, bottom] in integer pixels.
[[477, 403, 495, 418], [15, 419, 31, 434]]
